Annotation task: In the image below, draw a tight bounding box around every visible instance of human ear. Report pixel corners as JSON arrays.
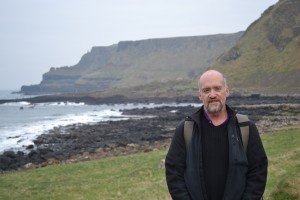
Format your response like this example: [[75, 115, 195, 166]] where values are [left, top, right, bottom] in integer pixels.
[[225, 86, 230, 97], [198, 91, 202, 101]]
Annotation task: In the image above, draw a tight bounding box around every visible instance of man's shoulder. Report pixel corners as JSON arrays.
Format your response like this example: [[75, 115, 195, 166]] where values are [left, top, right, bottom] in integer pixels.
[[187, 107, 202, 122]]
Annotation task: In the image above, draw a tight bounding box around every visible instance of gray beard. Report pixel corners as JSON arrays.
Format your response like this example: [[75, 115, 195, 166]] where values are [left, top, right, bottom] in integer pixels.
[[207, 103, 223, 113]]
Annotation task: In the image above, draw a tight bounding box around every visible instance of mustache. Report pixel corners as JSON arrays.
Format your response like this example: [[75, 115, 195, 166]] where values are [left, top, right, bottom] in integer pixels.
[[208, 100, 220, 103]]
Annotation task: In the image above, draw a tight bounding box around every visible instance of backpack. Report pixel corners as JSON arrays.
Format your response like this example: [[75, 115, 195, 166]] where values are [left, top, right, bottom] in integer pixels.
[[184, 114, 250, 153]]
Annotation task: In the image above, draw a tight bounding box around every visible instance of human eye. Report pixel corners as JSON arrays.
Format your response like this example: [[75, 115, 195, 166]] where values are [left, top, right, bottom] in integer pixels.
[[214, 86, 222, 92], [201, 88, 211, 94]]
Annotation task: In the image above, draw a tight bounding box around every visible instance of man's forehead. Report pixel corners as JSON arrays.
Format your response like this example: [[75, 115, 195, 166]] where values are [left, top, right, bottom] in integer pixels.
[[201, 82, 223, 88], [200, 71, 223, 79], [200, 75, 224, 86]]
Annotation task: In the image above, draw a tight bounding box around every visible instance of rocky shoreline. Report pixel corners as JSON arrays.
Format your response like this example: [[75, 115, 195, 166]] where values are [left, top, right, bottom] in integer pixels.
[[0, 95, 299, 172]]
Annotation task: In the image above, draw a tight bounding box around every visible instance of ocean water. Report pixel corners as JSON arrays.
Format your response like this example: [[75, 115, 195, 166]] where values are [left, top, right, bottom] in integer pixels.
[[0, 90, 201, 153], [0, 89, 37, 100]]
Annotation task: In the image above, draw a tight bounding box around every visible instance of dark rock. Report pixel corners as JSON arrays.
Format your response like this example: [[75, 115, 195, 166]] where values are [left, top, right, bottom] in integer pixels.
[[0, 151, 28, 171], [26, 145, 34, 150], [3, 151, 17, 158], [17, 151, 25, 156], [0, 155, 12, 170], [28, 150, 46, 164]]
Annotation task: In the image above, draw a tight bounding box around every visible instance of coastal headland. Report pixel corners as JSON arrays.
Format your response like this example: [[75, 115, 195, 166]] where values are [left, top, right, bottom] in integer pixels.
[[0, 94, 299, 172]]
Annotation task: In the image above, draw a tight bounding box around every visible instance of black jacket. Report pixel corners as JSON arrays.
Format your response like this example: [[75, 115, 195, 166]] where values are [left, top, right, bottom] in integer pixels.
[[165, 105, 268, 200]]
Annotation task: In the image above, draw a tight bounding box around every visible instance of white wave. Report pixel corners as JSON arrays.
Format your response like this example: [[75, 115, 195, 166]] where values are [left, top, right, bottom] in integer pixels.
[[65, 102, 85, 106], [1, 101, 31, 106], [46, 102, 86, 106]]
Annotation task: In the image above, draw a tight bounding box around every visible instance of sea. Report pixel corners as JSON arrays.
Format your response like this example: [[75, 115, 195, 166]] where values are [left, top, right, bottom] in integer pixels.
[[0, 89, 201, 153]]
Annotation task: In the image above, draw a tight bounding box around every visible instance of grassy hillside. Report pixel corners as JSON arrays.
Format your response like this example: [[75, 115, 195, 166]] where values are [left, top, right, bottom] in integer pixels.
[[211, 0, 300, 95], [0, 127, 299, 200]]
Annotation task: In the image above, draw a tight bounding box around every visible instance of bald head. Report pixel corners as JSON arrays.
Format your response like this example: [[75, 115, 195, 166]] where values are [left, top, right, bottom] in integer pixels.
[[197, 70, 229, 114], [198, 70, 227, 91]]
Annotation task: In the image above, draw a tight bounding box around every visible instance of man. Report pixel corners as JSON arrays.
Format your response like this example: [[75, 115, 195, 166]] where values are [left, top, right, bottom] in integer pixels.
[[165, 70, 268, 200]]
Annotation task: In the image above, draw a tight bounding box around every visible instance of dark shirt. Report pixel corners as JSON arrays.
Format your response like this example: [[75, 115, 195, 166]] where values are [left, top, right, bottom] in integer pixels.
[[202, 113, 229, 200]]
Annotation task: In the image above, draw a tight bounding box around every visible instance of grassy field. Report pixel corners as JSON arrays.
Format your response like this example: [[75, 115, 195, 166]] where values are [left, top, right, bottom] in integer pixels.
[[262, 127, 300, 200], [0, 127, 299, 200]]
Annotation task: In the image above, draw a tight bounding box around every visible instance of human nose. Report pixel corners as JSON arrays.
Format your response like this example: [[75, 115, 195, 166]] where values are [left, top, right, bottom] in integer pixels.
[[208, 90, 217, 98]]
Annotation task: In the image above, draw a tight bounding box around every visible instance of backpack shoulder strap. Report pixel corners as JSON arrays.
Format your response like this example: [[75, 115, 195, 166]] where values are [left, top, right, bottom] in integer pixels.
[[184, 119, 194, 152], [184, 114, 250, 153], [236, 114, 250, 153]]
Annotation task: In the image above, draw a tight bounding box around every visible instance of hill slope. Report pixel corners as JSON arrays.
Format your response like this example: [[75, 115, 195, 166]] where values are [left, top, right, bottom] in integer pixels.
[[210, 0, 300, 95], [20, 33, 243, 95]]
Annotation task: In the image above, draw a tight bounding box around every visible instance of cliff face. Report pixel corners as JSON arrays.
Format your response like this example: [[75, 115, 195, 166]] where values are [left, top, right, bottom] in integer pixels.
[[21, 33, 243, 95], [20, 0, 300, 96], [211, 0, 300, 94]]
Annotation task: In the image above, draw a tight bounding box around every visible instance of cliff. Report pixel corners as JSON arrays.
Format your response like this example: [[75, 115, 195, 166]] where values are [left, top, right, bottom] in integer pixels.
[[210, 0, 300, 95], [21, 33, 243, 94]]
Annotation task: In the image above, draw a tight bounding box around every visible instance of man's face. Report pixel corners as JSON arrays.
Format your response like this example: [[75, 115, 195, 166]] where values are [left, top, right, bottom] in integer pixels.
[[198, 72, 229, 114]]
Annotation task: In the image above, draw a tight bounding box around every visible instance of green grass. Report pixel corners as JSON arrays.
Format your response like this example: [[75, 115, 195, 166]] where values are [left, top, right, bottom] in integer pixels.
[[0, 128, 299, 200], [262, 128, 300, 200], [0, 151, 170, 200]]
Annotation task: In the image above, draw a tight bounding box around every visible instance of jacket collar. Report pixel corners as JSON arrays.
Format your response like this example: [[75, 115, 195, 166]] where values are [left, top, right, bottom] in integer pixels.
[[189, 104, 236, 125]]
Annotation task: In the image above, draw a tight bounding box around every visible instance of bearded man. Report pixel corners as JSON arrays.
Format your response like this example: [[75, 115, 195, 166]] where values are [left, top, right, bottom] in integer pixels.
[[165, 70, 268, 200]]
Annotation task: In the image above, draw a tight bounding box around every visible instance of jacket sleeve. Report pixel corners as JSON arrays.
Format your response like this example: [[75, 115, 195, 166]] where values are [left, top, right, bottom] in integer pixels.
[[242, 122, 268, 200], [165, 120, 192, 200]]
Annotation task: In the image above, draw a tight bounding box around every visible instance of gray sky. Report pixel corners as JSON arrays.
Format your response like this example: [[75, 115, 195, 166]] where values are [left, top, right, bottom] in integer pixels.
[[0, 0, 278, 90]]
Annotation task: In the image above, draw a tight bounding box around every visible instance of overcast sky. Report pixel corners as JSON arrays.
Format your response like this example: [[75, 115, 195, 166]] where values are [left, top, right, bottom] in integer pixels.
[[0, 0, 278, 90]]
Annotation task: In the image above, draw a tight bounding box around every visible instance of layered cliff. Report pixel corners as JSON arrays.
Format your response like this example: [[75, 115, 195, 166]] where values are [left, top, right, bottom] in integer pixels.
[[21, 33, 243, 94]]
